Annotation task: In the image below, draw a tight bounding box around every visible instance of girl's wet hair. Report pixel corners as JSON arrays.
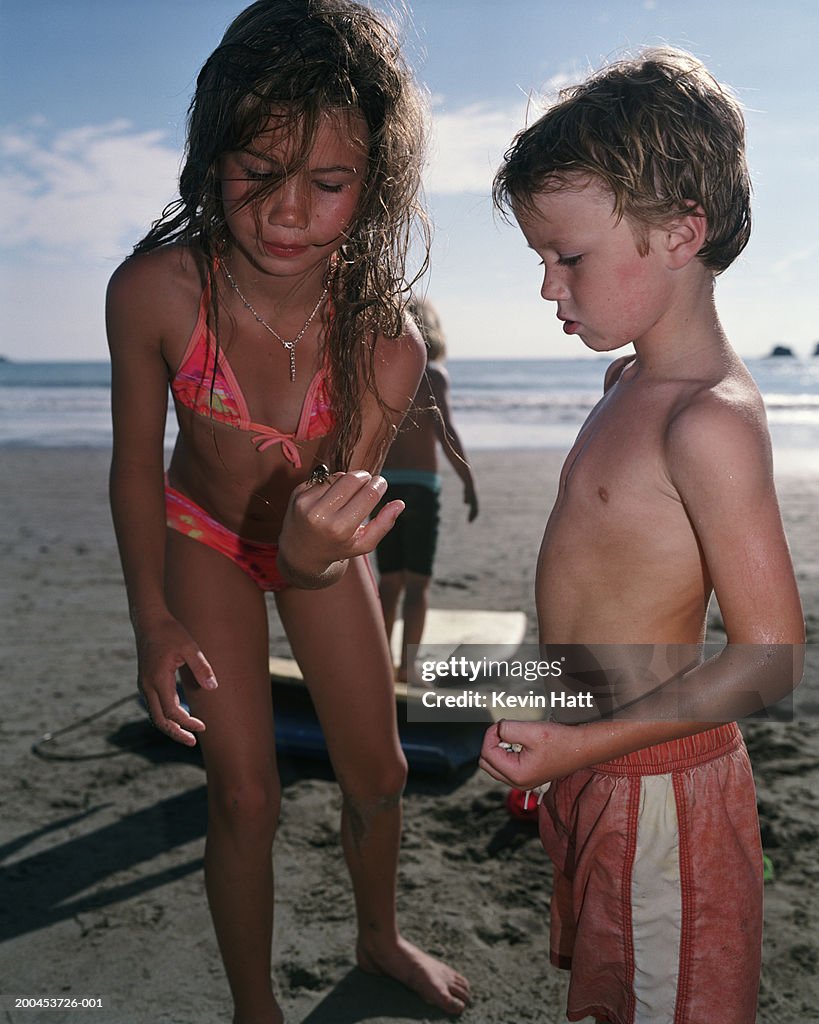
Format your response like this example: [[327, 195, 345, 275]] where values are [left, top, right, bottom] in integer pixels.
[[493, 48, 751, 275], [134, 0, 429, 469]]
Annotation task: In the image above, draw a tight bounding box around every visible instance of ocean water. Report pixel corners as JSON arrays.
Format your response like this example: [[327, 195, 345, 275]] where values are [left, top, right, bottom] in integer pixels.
[[446, 357, 819, 474], [1, 356, 817, 472]]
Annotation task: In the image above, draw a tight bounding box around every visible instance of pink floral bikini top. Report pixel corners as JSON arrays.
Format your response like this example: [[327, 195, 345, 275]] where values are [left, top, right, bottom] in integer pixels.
[[170, 273, 335, 469]]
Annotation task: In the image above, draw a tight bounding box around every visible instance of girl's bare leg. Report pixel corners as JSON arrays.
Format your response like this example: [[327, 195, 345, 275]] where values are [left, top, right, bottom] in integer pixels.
[[276, 557, 470, 1015], [166, 533, 283, 1024]]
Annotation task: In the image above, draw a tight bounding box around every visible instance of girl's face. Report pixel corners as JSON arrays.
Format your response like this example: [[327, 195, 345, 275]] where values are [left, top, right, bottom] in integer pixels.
[[219, 109, 369, 278]]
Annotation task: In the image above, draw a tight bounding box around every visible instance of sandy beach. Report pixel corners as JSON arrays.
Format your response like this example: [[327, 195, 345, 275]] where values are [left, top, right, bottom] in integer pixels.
[[1, 446, 816, 1024]]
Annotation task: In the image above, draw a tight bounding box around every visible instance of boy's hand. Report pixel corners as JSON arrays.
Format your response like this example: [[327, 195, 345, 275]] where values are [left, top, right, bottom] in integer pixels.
[[278, 469, 403, 587], [136, 616, 217, 746], [479, 718, 586, 790]]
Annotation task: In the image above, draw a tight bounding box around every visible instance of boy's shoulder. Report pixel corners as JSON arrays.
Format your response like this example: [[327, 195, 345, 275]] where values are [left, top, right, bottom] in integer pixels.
[[669, 364, 766, 436], [664, 365, 772, 493], [604, 354, 636, 392]]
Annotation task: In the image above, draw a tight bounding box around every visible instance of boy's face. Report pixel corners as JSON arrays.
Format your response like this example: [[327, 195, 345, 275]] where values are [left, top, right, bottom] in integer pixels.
[[513, 179, 673, 353]]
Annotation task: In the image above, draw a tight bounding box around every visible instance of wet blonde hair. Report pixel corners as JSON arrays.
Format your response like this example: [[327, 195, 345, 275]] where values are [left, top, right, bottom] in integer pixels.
[[493, 47, 751, 274]]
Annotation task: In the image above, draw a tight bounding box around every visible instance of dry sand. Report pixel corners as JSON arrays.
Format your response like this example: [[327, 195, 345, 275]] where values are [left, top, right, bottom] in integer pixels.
[[1, 447, 816, 1023]]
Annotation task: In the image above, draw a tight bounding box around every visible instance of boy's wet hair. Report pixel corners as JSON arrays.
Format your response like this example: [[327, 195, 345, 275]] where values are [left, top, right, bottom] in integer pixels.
[[493, 48, 751, 274], [134, 0, 429, 470]]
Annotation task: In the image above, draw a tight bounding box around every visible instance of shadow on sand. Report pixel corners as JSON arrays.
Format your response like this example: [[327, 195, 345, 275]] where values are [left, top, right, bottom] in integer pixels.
[[2, 712, 479, 948]]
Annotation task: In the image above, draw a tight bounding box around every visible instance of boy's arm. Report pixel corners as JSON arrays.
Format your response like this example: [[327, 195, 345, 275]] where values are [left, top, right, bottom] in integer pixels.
[[428, 363, 478, 521], [666, 395, 804, 645], [481, 396, 804, 789], [277, 323, 427, 587]]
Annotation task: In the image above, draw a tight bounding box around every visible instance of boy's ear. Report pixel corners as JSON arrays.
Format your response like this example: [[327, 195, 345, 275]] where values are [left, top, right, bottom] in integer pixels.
[[664, 204, 708, 269]]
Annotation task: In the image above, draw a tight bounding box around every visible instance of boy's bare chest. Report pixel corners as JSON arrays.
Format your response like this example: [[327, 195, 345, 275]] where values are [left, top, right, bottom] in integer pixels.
[[545, 386, 689, 556], [536, 385, 710, 641]]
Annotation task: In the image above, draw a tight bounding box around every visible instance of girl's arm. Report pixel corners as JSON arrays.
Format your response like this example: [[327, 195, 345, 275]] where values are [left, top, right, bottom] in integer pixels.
[[277, 321, 426, 588], [107, 254, 217, 745]]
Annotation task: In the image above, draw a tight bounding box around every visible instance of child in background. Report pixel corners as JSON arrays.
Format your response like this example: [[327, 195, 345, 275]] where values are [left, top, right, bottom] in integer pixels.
[[480, 49, 803, 1024], [376, 296, 478, 684], [106, 1, 470, 1020]]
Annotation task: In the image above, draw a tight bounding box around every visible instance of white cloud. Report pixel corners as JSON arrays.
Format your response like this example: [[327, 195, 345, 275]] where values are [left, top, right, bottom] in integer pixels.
[[424, 99, 530, 195], [0, 120, 181, 263], [423, 81, 575, 196]]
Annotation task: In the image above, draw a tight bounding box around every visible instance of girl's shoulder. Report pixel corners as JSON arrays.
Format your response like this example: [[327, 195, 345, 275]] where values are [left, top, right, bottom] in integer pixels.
[[109, 243, 205, 299], [106, 246, 211, 368], [376, 311, 426, 369], [107, 245, 208, 334], [359, 307, 425, 363], [365, 312, 427, 407]]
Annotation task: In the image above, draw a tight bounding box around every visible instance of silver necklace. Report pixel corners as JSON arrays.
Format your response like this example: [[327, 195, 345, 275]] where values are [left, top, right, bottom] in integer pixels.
[[222, 261, 328, 383]]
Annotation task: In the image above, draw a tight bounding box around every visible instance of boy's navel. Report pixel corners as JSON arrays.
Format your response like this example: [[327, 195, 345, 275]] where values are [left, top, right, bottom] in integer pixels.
[[598, 486, 609, 503]]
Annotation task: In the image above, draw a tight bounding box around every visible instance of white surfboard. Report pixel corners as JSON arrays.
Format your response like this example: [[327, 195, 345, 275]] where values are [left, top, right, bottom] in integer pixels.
[[268, 608, 528, 772], [390, 608, 527, 699], [390, 608, 526, 661]]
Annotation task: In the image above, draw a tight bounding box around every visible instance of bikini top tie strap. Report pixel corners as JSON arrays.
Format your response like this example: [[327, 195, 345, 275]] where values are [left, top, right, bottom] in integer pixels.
[[250, 428, 303, 468]]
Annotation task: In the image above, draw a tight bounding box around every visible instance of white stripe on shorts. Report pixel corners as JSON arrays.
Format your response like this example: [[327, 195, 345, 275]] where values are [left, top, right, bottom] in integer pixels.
[[631, 773, 682, 1024]]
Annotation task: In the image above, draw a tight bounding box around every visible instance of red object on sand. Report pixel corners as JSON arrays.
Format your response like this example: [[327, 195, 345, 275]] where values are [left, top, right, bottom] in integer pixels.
[[505, 787, 540, 821]]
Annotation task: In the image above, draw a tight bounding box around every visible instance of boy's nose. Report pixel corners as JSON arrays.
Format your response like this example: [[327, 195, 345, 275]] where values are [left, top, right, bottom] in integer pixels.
[[266, 177, 310, 229], [541, 267, 568, 302]]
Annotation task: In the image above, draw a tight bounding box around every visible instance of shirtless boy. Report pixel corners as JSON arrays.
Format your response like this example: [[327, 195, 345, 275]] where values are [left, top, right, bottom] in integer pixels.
[[480, 49, 804, 1024], [376, 297, 478, 684]]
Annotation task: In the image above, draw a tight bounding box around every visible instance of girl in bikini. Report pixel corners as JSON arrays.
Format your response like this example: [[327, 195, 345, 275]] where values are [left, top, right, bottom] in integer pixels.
[[106, 2, 470, 1021]]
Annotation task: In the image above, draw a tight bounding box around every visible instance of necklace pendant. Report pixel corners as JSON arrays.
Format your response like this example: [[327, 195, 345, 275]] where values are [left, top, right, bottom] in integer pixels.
[[221, 261, 326, 385]]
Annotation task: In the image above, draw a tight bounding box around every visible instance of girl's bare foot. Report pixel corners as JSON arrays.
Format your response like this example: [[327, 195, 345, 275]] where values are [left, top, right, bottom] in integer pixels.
[[358, 936, 471, 1015]]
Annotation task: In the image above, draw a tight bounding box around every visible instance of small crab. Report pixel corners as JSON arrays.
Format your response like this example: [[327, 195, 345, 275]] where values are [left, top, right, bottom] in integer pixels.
[[307, 463, 331, 486]]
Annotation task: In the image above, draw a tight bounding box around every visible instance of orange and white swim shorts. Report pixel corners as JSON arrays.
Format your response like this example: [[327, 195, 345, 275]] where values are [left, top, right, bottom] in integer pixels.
[[539, 722, 762, 1024]]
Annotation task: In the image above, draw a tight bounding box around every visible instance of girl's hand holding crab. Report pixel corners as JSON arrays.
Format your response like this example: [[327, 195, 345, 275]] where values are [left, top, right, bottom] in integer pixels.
[[277, 464, 404, 588]]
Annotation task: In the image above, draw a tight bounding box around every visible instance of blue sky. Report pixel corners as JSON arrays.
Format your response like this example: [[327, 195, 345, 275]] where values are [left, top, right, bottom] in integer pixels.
[[1, 0, 817, 361]]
